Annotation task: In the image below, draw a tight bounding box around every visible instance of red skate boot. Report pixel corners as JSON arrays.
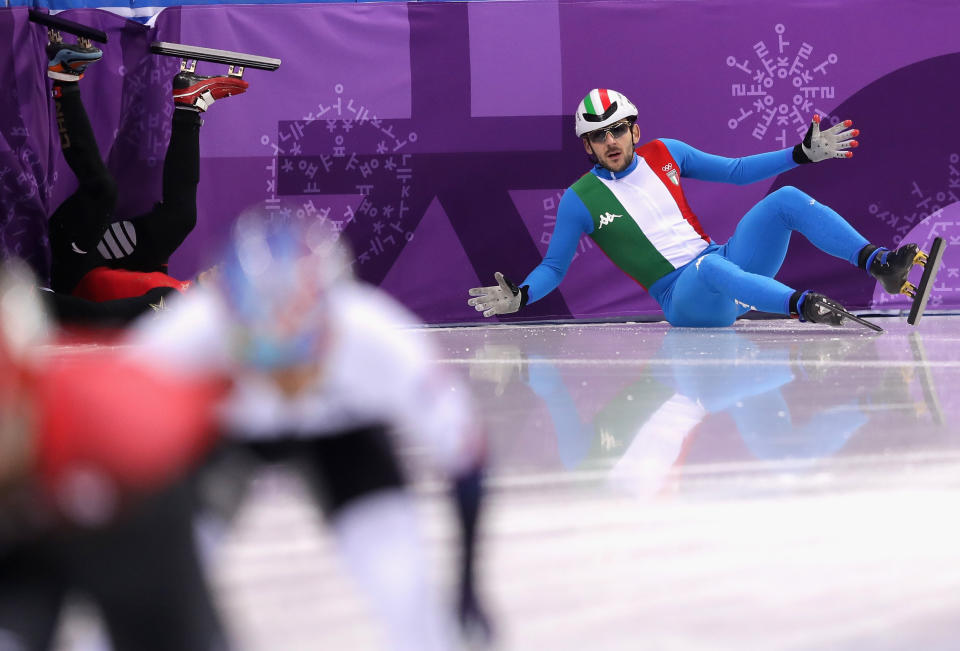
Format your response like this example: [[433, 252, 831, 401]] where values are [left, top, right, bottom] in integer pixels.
[[172, 72, 248, 112]]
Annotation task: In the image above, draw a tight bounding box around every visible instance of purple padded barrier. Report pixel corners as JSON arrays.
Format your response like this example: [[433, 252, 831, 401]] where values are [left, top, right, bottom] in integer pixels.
[[1, 1, 958, 324]]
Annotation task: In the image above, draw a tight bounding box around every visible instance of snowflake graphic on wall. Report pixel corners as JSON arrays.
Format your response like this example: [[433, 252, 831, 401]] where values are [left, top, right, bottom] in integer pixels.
[[259, 84, 417, 269], [726, 23, 842, 149]]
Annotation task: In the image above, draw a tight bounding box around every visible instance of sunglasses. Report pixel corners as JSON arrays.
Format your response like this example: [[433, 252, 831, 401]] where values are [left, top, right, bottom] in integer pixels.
[[586, 120, 633, 144]]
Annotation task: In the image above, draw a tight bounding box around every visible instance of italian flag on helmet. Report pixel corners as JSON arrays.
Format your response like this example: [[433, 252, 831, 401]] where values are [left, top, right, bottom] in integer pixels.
[[575, 88, 638, 137]]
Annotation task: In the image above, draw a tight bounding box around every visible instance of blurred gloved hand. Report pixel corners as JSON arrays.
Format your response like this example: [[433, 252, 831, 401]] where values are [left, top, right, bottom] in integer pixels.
[[793, 114, 859, 163], [467, 272, 528, 317]]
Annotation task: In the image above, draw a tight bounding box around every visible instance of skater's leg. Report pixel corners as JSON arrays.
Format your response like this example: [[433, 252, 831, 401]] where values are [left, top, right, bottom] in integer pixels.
[[725, 186, 923, 308], [301, 427, 453, 651], [70, 481, 230, 651], [0, 542, 67, 651], [51, 81, 112, 193], [333, 492, 452, 651], [123, 72, 247, 271], [724, 185, 869, 275], [161, 109, 202, 224], [663, 252, 857, 327], [125, 109, 203, 271], [48, 79, 117, 293], [47, 41, 111, 225], [663, 253, 795, 326], [664, 185, 869, 327]]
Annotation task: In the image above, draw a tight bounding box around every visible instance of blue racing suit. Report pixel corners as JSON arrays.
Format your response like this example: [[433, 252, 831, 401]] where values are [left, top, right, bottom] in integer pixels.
[[521, 140, 869, 326]]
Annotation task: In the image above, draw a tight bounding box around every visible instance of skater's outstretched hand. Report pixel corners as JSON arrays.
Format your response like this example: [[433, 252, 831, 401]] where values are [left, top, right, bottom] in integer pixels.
[[467, 272, 527, 317], [793, 114, 860, 163]]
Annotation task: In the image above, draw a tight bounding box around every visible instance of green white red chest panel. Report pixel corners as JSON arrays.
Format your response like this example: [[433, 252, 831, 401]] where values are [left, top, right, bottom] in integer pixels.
[[570, 140, 710, 288]]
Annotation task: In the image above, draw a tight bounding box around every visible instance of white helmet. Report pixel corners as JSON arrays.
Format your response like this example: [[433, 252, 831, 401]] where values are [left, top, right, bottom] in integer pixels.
[[574, 88, 638, 138]]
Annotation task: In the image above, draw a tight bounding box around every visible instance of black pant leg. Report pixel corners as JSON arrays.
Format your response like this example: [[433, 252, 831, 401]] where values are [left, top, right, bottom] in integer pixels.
[[52, 82, 113, 191], [124, 109, 202, 272], [48, 83, 117, 293], [0, 541, 67, 651], [68, 481, 229, 651], [162, 109, 201, 221]]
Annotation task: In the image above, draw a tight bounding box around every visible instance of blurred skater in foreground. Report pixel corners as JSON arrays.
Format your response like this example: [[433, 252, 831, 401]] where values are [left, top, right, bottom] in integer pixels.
[[131, 218, 492, 649]]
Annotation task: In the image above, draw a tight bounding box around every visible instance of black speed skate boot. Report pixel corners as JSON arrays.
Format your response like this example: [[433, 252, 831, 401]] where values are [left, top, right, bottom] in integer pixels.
[[47, 41, 102, 82], [865, 243, 924, 297], [791, 290, 847, 327]]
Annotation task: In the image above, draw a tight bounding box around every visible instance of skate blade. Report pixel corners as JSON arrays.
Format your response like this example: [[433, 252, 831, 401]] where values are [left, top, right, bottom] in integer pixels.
[[29, 9, 108, 43], [821, 301, 884, 333], [908, 237, 946, 326], [150, 42, 281, 71], [839, 308, 885, 333]]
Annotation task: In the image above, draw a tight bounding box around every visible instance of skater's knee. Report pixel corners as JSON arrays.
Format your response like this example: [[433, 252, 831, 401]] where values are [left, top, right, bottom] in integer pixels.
[[756, 186, 817, 230], [140, 204, 197, 258], [769, 185, 812, 208], [180, 210, 198, 235], [169, 210, 197, 249], [160, 203, 198, 238], [771, 185, 803, 198]]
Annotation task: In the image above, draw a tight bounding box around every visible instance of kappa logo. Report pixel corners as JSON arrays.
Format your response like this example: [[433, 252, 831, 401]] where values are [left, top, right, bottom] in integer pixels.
[[598, 211, 623, 229]]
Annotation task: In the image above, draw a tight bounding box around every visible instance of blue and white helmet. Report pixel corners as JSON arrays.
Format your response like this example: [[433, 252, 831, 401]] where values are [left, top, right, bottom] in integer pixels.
[[218, 217, 349, 369], [574, 88, 638, 138]]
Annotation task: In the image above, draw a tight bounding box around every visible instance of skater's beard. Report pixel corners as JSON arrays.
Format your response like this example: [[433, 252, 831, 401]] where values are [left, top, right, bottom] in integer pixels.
[[596, 141, 635, 172], [584, 126, 638, 173]]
